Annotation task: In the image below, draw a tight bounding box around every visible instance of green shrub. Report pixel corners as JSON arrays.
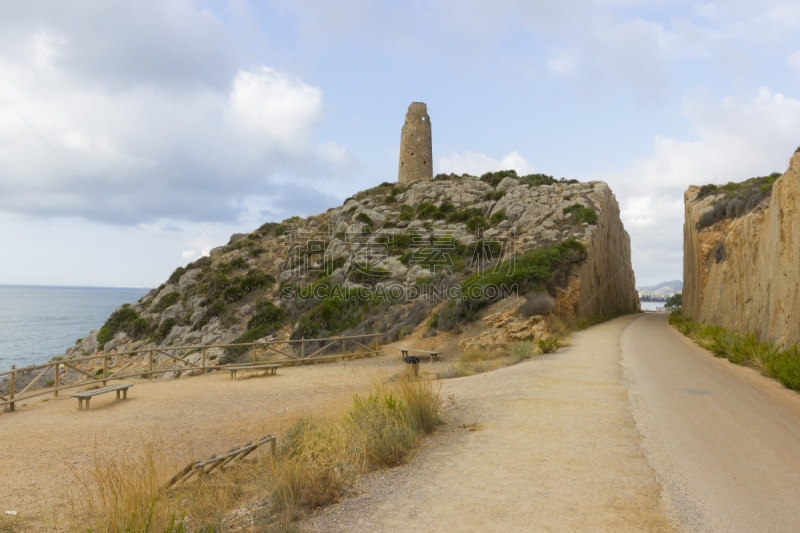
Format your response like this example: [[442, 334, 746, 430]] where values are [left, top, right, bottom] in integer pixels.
[[348, 265, 389, 287], [291, 284, 372, 339], [446, 207, 483, 223], [155, 319, 177, 342], [490, 210, 506, 225], [128, 318, 154, 339], [192, 299, 229, 331], [248, 300, 287, 330], [480, 169, 518, 188], [186, 256, 212, 270], [325, 257, 347, 276], [416, 202, 447, 220], [399, 205, 415, 221], [694, 172, 781, 229], [665, 293, 682, 307], [465, 215, 489, 232], [152, 292, 180, 313], [538, 337, 561, 354], [97, 327, 113, 348], [460, 239, 587, 318], [167, 266, 186, 285], [222, 284, 245, 303], [483, 190, 506, 201], [97, 306, 152, 348], [562, 203, 597, 225], [355, 212, 373, 226], [240, 269, 275, 293]]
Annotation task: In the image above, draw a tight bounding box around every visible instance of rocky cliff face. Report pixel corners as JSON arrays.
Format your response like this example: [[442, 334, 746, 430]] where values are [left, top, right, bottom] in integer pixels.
[[53, 171, 638, 369], [683, 151, 800, 349]]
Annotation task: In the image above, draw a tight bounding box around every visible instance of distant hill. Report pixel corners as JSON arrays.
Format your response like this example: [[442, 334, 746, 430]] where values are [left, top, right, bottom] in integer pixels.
[[637, 280, 683, 296]]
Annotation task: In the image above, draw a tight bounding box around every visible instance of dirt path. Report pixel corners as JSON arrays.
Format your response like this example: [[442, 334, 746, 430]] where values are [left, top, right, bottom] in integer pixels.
[[623, 313, 800, 532], [303, 315, 675, 532]]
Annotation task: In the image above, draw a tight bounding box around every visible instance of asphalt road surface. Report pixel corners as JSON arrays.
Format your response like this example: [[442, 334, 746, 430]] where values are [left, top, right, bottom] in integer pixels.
[[623, 313, 800, 532]]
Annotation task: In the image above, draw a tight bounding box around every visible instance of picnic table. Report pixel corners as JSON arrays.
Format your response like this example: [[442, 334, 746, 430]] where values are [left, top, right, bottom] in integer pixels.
[[228, 364, 280, 380], [400, 349, 441, 361], [400, 349, 442, 377], [71, 383, 132, 410]]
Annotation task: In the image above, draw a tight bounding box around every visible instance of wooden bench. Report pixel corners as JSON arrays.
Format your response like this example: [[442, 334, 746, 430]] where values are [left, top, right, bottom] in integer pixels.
[[72, 384, 132, 410], [400, 349, 441, 361], [228, 364, 280, 380]]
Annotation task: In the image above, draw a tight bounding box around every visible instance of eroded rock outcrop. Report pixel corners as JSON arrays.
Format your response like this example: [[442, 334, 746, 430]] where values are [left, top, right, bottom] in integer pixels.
[[47, 173, 639, 370], [683, 151, 800, 349]]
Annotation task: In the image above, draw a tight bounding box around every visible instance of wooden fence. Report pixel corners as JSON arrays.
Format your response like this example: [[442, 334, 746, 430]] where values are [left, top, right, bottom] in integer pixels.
[[0, 333, 381, 412]]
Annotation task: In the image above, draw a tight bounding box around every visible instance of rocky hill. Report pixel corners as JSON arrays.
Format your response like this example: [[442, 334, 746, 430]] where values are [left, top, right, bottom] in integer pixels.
[[683, 149, 800, 349], [637, 280, 682, 296], [57, 170, 639, 370]]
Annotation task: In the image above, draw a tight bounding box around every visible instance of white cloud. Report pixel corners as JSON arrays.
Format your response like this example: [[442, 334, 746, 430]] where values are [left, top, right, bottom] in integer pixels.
[[588, 87, 800, 286], [437, 150, 536, 176], [548, 49, 580, 75], [230, 66, 323, 146], [788, 50, 800, 72], [0, 4, 354, 227]]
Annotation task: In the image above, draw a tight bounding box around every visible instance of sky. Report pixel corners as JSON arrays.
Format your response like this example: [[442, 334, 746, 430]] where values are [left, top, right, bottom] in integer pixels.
[[0, 0, 799, 289]]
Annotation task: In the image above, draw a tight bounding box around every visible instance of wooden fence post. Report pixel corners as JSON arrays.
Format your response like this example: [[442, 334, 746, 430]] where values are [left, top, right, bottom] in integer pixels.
[[252, 343, 256, 364], [201, 347, 206, 374], [149, 350, 153, 380], [374, 334, 380, 353], [342, 338, 345, 356], [301, 340, 305, 360], [9, 365, 15, 412], [54, 362, 59, 397], [103, 356, 108, 386]]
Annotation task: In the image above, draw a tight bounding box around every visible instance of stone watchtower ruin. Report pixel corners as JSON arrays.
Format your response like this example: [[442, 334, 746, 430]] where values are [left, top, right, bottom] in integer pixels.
[[397, 102, 432, 184]]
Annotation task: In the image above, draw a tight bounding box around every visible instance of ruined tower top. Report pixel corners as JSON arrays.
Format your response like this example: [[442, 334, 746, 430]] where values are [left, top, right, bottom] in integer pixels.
[[398, 102, 432, 184]]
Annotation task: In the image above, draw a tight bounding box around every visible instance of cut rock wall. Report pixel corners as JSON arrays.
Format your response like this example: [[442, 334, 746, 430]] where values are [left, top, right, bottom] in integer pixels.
[[683, 153, 800, 349], [575, 185, 639, 316]]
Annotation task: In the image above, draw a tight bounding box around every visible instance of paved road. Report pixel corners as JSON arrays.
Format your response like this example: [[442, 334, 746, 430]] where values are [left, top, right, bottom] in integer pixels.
[[623, 313, 800, 532]]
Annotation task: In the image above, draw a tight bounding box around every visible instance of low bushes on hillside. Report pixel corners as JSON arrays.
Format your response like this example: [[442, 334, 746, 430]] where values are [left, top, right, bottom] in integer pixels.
[[562, 203, 597, 225], [694, 172, 782, 229], [459, 238, 587, 319]]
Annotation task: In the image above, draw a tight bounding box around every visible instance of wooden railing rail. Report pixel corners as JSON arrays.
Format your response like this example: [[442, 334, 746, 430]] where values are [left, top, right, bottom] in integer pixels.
[[0, 333, 381, 411]]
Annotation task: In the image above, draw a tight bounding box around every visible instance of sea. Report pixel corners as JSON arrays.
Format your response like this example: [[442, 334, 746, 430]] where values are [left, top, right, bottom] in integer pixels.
[[640, 300, 666, 312], [0, 285, 151, 371]]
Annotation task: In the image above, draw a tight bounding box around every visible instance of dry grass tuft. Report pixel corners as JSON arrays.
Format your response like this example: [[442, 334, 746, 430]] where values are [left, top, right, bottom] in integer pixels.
[[437, 341, 541, 379], [66, 378, 444, 532]]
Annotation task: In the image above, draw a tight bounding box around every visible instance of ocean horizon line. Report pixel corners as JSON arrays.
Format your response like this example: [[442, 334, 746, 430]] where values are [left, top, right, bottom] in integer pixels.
[[0, 284, 154, 290]]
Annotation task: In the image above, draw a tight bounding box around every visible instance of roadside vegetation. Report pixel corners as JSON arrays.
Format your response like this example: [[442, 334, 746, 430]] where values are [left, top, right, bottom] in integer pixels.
[[669, 310, 800, 391], [66, 377, 443, 533], [665, 293, 682, 308]]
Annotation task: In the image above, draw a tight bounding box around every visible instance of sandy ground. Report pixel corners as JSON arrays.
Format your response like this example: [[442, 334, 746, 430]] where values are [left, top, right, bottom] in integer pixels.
[[14, 313, 797, 532], [302, 315, 675, 532], [0, 348, 396, 524], [623, 313, 800, 532]]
